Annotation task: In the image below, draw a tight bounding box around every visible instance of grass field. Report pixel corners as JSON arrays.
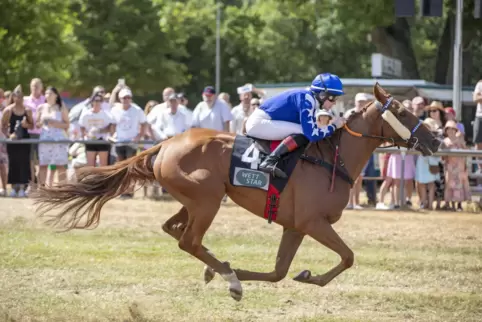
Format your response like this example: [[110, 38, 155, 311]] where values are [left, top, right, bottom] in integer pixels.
[[0, 195, 481, 322]]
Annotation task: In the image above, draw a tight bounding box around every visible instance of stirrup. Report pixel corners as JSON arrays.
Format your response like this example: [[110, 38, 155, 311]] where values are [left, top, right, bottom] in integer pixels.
[[259, 163, 288, 179]]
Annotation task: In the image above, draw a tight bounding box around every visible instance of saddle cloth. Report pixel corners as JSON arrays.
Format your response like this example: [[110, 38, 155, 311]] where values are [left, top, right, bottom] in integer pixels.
[[229, 135, 303, 222]]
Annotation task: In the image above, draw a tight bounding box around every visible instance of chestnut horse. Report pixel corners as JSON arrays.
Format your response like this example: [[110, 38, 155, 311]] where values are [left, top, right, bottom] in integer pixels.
[[33, 84, 440, 301]]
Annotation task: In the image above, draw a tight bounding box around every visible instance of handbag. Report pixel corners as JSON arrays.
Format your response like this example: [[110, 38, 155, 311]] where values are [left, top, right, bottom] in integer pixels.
[[429, 165, 439, 175], [428, 157, 440, 175]]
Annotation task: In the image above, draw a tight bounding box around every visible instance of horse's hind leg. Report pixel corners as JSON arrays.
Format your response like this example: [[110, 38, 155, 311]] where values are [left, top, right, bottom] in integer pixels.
[[293, 219, 354, 287], [162, 206, 189, 238], [162, 206, 217, 284], [232, 228, 304, 282], [179, 202, 244, 301]]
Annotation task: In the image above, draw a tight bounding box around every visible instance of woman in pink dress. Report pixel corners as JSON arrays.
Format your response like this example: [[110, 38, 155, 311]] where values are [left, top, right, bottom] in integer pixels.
[[443, 120, 471, 211], [386, 149, 416, 208]]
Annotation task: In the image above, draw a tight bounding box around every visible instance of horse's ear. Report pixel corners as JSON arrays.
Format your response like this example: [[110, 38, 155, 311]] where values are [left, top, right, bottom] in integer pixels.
[[373, 82, 385, 103]]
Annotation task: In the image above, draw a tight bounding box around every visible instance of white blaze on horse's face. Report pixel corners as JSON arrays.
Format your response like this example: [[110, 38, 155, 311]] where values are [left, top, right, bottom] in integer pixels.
[[375, 101, 411, 140]]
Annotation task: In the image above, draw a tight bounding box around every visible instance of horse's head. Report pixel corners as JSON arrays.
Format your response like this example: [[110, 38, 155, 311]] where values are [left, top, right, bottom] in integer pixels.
[[369, 83, 440, 156]]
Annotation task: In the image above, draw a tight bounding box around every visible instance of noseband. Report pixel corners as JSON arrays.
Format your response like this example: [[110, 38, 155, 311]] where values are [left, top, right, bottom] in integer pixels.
[[343, 97, 424, 150]]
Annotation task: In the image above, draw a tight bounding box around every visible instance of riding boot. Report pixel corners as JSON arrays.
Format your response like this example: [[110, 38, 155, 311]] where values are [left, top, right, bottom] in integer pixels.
[[258, 134, 309, 178]]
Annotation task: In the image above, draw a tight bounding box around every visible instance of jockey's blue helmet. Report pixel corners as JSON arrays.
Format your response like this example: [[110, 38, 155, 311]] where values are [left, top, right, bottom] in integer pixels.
[[310, 73, 344, 96]]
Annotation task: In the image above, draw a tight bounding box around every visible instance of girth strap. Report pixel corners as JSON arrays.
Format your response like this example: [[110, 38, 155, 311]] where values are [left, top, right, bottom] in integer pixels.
[[300, 154, 354, 186]]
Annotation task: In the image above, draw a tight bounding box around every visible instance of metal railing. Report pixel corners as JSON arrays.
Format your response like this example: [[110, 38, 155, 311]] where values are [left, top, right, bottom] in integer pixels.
[[1, 139, 480, 204], [1, 138, 481, 155], [0, 139, 156, 145], [373, 146, 482, 157], [370, 147, 482, 206]]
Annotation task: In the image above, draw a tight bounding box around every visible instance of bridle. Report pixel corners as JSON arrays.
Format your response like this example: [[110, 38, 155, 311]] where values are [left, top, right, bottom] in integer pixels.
[[301, 96, 425, 190], [342, 97, 424, 150]]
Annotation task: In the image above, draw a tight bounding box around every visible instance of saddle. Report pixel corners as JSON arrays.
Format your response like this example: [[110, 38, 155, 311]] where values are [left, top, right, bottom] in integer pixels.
[[229, 135, 304, 223]]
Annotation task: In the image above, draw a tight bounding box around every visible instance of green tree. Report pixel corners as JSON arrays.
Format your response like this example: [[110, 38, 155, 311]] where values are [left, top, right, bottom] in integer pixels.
[[332, 0, 482, 84], [0, 0, 83, 91], [72, 0, 188, 96]]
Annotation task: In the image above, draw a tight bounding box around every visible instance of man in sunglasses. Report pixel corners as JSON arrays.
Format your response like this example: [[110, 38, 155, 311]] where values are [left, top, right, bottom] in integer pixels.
[[245, 73, 346, 178]]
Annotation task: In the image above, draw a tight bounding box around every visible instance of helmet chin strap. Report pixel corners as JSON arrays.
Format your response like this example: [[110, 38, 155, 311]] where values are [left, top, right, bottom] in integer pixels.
[[313, 91, 327, 107]]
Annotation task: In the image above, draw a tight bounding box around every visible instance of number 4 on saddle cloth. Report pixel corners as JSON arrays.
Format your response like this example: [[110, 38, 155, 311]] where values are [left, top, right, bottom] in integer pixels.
[[229, 135, 304, 224]]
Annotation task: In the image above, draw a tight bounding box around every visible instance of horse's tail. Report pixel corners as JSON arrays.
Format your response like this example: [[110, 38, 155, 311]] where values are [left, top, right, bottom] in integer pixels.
[[32, 142, 164, 231]]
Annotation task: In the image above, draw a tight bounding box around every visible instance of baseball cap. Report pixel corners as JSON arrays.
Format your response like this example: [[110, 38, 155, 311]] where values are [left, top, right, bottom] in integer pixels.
[[203, 86, 216, 96], [412, 96, 424, 105], [445, 107, 456, 116], [355, 93, 373, 102], [118, 88, 132, 99]]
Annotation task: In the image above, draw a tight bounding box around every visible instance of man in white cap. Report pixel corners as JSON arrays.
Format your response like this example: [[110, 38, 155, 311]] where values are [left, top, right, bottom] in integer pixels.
[[230, 83, 266, 134], [109, 87, 147, 198], [147, 87, 193, 128], [345, 92, 374, 118], [411, 96, 426, 119], [110, 88, 146, 158]]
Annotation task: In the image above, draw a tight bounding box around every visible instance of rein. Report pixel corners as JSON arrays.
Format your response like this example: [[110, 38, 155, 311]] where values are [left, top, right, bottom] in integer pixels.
[[343, 123, 399, 148], [342, 98, 423, 150]]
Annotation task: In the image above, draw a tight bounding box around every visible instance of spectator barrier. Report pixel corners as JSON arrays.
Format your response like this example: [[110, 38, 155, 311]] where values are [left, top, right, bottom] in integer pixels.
[[2, 138, 482, 157], [372, 147, 482, 206], [1, 139, 481, 205]]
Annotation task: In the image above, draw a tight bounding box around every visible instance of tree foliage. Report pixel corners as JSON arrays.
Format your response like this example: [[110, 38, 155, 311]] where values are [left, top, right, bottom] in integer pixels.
[[0, 0, 83, 89], [71, 0, 188, 96]]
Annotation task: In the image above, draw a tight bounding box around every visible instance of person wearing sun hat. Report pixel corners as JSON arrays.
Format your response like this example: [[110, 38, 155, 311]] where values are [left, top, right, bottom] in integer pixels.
[[443, 120, 471, 211], [422, 101, 447, 209], [444, 107, 465, 135], [414, 118, 442, 210], [425, 101, 446, 130]]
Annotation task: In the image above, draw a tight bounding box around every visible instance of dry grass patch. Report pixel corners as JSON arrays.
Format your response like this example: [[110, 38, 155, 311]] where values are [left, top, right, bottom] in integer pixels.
[[0, 196, 481, 321]]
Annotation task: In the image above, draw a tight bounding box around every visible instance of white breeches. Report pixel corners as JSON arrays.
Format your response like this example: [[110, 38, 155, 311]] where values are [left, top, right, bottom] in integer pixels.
[[245, 108, 303, 141]]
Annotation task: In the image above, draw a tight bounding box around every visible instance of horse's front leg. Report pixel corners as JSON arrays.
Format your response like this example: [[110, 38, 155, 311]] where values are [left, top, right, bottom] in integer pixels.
[[293, 219, 354, 286], [204, 228, 304, 283]]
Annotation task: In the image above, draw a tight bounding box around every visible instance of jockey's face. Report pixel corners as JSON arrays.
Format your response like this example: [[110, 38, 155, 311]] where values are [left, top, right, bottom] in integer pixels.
[[316, 92, 339, 110], [322, 99, 335, 110]]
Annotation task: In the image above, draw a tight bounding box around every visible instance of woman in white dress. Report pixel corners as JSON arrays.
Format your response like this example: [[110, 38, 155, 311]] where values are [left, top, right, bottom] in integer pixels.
[[36, 87, 70, 186]]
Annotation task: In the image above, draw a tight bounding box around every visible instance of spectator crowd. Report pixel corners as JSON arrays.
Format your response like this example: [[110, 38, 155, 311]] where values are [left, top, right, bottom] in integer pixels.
[[0, 77, 480, 212]]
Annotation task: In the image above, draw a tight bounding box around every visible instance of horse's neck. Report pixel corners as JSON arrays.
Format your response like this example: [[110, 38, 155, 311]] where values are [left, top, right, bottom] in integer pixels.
[[340, 138, 380, 180]]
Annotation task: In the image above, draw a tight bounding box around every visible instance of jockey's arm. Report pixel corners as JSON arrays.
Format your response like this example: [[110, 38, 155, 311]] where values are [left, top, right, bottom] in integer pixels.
[[299, 99, 336, 142]]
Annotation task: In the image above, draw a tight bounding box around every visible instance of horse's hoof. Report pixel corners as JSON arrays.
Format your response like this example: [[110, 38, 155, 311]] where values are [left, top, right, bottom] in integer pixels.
[[203, 266, 215, 284], [229, 286, 243, 301], [293, 270, 311, 282]]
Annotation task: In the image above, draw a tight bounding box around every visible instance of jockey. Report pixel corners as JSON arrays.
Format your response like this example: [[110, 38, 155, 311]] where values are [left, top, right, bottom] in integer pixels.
[[245, 73, 346, 178]]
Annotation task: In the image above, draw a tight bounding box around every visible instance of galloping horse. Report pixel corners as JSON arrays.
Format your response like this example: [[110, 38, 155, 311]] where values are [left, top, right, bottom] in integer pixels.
[[33, 84, 440, 301]]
